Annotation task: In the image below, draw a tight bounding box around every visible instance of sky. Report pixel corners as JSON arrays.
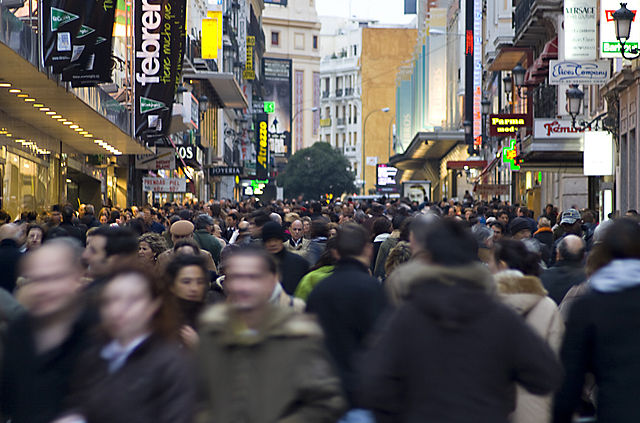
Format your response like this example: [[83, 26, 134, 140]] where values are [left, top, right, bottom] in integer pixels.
[[315, 0, 416, 25]]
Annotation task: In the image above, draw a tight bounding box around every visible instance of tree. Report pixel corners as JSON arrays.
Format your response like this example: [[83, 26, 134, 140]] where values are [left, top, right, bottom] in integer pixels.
[[278, 142, 356, 200]]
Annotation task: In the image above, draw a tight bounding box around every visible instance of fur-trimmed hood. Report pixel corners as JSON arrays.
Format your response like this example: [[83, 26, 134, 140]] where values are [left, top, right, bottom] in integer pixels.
[[199, 303, 323, 346], [495, 270, 548, 316]]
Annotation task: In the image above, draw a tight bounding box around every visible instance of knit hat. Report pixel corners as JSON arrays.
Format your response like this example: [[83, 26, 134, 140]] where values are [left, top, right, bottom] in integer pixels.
[[261, 221, 285, 241], [509, 217, 531, 236]]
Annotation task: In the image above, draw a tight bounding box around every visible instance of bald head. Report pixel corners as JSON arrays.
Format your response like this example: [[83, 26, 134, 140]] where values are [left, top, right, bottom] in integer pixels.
[[557, 235, 586, 263]]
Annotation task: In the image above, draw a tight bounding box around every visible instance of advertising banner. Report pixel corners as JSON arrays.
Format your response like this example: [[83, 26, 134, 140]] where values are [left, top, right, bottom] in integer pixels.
[[134, 0, 187, 142], [61, 0, 116, 86], [263, 58, 292, 157], [255, 113, 269, 179], [42, 0, 87, 71], [376, 164, 399, 193], [601, 0, 640, 57], [135, 147, 176, 170], [548, 60, 610, 85], [564, 0, 597, 60], [489, 114, 531, 137], [143, 177, 187, 192]]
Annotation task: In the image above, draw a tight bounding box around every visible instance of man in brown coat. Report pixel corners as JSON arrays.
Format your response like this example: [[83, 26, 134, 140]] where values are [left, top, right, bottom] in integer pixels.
[[196, 247, 345, 423]]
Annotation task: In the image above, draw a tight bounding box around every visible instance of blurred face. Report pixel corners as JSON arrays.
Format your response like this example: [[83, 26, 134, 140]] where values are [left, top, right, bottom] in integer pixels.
[[20, 246, 83, 318], [26, 228, 43, 250], [171, 265, 208, 302], [303, 221, 311, 236], [491, 225, 503, 241], [138, 242, 155, 263], [82, 235, 108, 277], [329, 228, 338, 238], [514, 229, 532, 240], [213, 224, 222, 238], [101, 273, 159, 344], [225, 255, 277, 312], [225, 216, 236, 227], [264, 238, 284, 254], [498, 214, 509, 226], [290, 220, 303, 241], [99, 214, 108, 224], [50, 211, 62, 225]]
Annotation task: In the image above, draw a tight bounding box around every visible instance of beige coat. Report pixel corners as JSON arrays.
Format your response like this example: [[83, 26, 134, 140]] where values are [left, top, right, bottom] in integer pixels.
[[495, 270, 565, 423]]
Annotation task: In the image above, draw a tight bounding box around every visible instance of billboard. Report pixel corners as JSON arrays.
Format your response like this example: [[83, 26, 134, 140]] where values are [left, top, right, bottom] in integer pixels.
[[376, 164, 399, 193], [255, 113, 269, 180], [41, 0, 87, 71], [263, 58, 292, 157], [134, 0, 187, 142]]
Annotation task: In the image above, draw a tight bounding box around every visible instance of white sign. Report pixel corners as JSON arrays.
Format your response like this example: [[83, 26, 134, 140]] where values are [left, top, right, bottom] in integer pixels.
[[583, 131, 613, 175], [365, 156, 378, 166], [142, 177, 187, 192], [601, 0, 640, 58], [534, 119, 593, 139], [549, 60, 611, 85], [564, 0, 597, 60], [135, 147, 176, 170]]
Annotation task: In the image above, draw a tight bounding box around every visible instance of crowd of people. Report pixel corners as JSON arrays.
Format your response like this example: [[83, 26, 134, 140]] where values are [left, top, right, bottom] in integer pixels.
[[0, 195, 639, 423]]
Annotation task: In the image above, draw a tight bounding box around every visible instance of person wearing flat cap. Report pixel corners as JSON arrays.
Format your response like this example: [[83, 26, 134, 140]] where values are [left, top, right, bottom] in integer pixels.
[[157, 220, 217, 274], [261, 221, 310, 295]]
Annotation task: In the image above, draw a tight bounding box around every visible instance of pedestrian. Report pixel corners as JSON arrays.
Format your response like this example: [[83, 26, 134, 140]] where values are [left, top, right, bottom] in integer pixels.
[[534, 217, 554, 266], [284, 219, 311, 257], [192, 214, 222, 266], [261, 221, 309, 295], [306, 218, 330, 266], [307, 223, 387, 418], [510, 216, 533, 240], [25, 224, 45, 252], [373, 215, 409, 280], [137, 232, 169, 268], [1, 239, 94, 423], [196, 247, 346, 422], [358, 219, 562, 423], [0, 223, 23, 293], [294, 237, 338, 301], [156, 220, 217, 273], [54, 264, 196, 423], [540, 235, 586, 305], [370, 217, 392, 273], [554, 218, 640, 422]]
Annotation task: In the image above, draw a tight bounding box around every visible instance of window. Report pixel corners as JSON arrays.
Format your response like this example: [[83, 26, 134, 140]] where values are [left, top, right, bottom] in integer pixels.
[[353, 106, 358, 123], [313, 35, 318, 50], [271, 31, 280, 46]]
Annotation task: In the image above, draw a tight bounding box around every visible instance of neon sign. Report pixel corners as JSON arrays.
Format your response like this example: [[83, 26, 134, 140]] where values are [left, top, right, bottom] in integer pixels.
[[503, 139, 520, 171]]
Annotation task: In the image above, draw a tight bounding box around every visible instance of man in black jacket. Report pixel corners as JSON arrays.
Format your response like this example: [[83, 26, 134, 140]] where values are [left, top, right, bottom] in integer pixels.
[[261, 222, 309, 295], [0, 223, 23, 293], [358, 219, 562, 423], [306, 223, 387, 409], [540, 235, 586, 304]]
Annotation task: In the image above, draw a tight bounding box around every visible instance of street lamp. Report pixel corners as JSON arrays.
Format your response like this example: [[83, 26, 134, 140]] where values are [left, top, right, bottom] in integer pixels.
[[512, 63, 532, 99], [362, 107, 390, 193], [613, 3, 640, 60], [566, 85, 584, 127], [481, 97, 491, 115], [503, 73, 513, 108]]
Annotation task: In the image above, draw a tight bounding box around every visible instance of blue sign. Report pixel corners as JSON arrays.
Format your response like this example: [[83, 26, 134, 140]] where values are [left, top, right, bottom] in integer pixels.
[[549, 60, 610, 85]]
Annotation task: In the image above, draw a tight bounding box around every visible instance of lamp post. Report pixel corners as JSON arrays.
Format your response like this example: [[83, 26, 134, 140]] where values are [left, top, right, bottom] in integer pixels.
[[362, 107, 390, 193], [290, 106, 318, 152], [613, 3, 640, 60], [388, 116, 395, 159], [481, 97, 491, 147], [565, 84, 609, 131], [512, 63, 532, 99], [503, 73, 514, 112]]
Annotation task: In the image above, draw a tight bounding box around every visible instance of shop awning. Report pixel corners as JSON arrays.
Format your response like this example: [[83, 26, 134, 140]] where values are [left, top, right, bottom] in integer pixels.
[[0, 40, 148, 155], [183, 71, 249, 109], [489, 47, 531, 71], [390, 130, 465, 171]]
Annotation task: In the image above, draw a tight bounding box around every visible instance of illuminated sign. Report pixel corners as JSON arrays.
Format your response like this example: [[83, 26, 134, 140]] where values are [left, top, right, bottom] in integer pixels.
[[243, 36, 255, 80], [255, 113, 268, 179], [502, 139, 520, 171], [263, 101, 275, 113], [489, 114, 530, 137], [376, 164, 399, 192]]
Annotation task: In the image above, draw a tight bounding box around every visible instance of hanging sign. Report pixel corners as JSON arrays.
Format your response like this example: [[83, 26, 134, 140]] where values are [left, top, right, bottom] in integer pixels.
[[142, 177, 187, 192], [42, 0, 87, 71], [534, 119, 593, 138], [243, 36, 255, 80], [548, 60, 610, 85], [134, 0, 188, 142], [489, 114, 531, 136], [601, 0, 640, 57], [255, 113, 269, 179], [564, 0, 597, 60], [503, 139, 521, 171]]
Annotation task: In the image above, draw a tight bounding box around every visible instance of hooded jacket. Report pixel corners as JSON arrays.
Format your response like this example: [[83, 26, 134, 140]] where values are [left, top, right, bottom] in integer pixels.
[[495, 271, 564, 423], [554, 259, 640, 423], [196, 304, 346, 423], [359, 262, 563, 423]]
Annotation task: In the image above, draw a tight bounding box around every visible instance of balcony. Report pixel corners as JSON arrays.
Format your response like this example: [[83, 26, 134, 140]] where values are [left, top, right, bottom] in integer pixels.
[[335, 89, 343, 97], [322, 91, 330, 98], [337, 118, 346, 126], [344, 88, 354, 96], [513, 0, 562, 46]]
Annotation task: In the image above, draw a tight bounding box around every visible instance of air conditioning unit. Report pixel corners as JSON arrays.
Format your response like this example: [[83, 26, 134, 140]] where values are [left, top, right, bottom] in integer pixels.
[[0, 0, 26, 8]]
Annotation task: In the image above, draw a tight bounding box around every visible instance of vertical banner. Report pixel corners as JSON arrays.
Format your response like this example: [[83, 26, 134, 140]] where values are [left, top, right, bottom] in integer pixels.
[[238, 0, 247, 64], [134, 0, 187, 141], [263, 58, 292, 157], [426, 8, 446, 128], [62, 0, 117, 86], [396, 77, 412, 153], [473, 0, 482, 146], [243, 36, 255, 80], [255, 113, 269, 179], [42, 0, 87, 71], [564, 0, 597, 60], [313, 71, 320, 136], [295, 70, 304, 151]]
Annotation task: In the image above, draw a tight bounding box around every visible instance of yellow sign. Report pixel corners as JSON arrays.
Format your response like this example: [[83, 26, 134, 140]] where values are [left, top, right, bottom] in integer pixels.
[[206, 11, 223, 46], [320, 118, 331, 127], [201, 18, 218, 59], [247, 36, 256, 46], [244, 36, 255, 80], [257, 120, 268, 168]]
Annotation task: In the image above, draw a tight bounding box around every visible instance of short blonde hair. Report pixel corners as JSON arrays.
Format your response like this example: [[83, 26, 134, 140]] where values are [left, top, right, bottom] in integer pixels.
[[538, 217, 551, 228]]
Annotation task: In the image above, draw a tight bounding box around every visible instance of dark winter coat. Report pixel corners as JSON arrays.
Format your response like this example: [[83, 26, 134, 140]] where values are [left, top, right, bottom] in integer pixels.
[[306, 258, 387, 405], [554, 259, 640, 423], [534, 227, 554, 266], [540, 262, 586, 305], [193, 229, 222, 265], [274, 248, 310, 295], [65, 336, 196, 423], [0, 239, 21, 293], [358, 263, 563, 423], [0, 309, 94, 423]]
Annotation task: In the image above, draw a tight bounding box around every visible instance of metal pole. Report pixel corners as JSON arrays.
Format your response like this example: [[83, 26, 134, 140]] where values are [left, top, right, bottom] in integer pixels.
[[464, 0, 474, 148], [388, 116, 395, 159]]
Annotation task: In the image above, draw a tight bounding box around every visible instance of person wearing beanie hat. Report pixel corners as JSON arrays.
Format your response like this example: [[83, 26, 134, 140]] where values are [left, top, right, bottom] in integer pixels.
[[509, 217, 532, 240], [261, 222, 309, 295]]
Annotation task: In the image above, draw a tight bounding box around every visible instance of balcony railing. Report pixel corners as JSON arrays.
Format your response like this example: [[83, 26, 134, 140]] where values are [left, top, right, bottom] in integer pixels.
[[335, 89, 343, 97], [322, 91, 330, 98], [337, 118, 346, 126], [344, 88, 354, 96], [514, 0, 535, 38]]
